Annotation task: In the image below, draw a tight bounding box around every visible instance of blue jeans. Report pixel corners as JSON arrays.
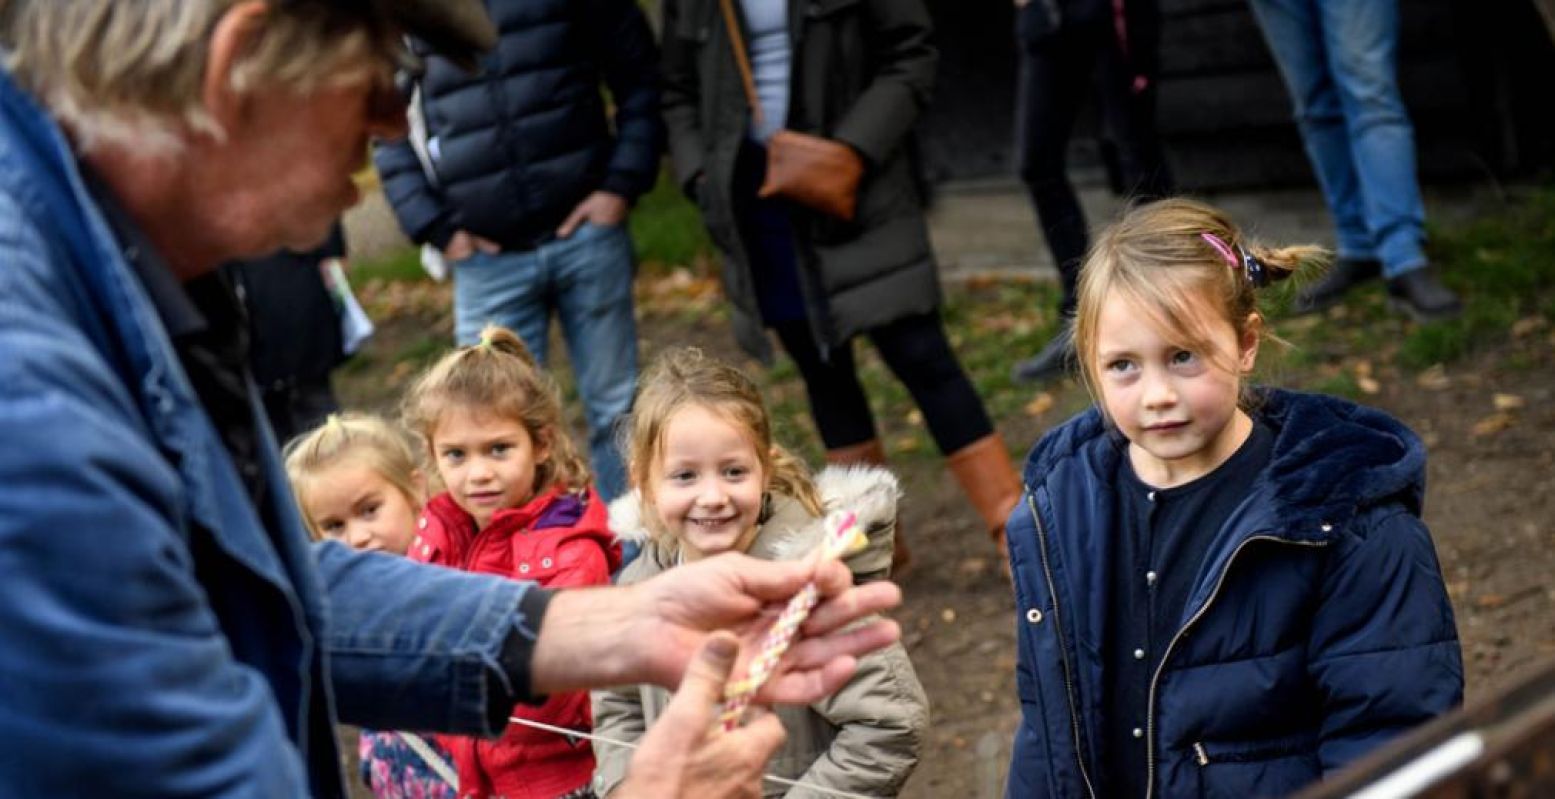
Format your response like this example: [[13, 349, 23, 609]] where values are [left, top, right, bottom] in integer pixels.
[[452, 222, 637, 500], [1248, 0, 1427, 277]]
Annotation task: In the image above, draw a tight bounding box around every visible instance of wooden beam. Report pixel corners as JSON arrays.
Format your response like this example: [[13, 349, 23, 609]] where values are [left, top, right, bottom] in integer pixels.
[[1294, 657, 1555, 799]]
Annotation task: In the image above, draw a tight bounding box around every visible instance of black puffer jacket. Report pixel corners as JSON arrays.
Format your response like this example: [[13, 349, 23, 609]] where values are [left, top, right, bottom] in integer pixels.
[[374, 0, 663, 251]]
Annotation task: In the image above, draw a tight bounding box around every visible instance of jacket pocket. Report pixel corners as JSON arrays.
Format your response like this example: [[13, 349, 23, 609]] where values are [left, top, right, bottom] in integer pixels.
[[1193, 735, 1322, 799]]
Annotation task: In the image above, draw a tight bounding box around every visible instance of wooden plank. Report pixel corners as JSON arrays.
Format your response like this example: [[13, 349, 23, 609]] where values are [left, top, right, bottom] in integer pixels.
[[1293, 657, 1555, 799]]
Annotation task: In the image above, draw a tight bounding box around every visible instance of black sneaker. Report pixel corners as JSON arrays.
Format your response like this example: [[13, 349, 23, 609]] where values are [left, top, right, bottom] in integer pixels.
[[1386, 269, 1463, 322], [1012, 324, 1076, 384], [1291, 257, 1382, 315]]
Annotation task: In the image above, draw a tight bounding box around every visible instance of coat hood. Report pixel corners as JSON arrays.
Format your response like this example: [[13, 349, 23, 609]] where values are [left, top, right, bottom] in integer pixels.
[[1023, 388, 1427, 541], [608, 465, 900, 578]]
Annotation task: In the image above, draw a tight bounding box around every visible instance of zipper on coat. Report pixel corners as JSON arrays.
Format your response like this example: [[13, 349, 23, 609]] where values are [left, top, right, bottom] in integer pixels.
[[1142, 535, 1329, 799], [1025, 492, 1098, 799]]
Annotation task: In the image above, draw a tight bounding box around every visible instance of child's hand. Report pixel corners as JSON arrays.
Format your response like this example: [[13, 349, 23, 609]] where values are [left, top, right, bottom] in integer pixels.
[[614, 633, 785, 799]]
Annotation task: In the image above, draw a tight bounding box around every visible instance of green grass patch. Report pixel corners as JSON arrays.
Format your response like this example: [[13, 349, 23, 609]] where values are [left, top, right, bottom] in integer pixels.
[[630, 168, 712, 273], [350, 246, 425, 284]]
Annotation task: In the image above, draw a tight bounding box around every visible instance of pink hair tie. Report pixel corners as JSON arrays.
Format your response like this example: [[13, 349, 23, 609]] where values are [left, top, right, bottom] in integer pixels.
[[1200, 232, 1238, 267]]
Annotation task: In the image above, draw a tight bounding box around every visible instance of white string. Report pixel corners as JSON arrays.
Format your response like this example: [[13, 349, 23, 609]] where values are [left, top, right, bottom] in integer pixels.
[[507, 715, 879, 799], [397, 731, 459, 788]]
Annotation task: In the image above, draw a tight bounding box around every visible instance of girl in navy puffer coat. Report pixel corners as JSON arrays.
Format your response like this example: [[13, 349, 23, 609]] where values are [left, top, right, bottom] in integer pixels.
[[1005, 199, 1462, 798]]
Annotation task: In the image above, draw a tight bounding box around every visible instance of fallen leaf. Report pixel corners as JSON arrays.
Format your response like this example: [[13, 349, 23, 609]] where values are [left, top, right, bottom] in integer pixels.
[[1416, 365, 1450, 391], [1511, 316, 1548, 338], [1493, 393, 1525, 411], [958, 558, 990, 577], [1476, 594, 1507, 610], [1357, 376, 1381, 395], [1023, 392, 1056, 417], [1353, 359, 1374, 378], [1471, 412, 1515, 437], [980, 691, 996, 703], [906, 409, 924, 427], [940, 608, 957, 623]]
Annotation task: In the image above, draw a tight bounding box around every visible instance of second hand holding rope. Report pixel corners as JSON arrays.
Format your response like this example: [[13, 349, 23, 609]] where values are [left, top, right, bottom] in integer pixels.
[[717, 510, 868, 730]]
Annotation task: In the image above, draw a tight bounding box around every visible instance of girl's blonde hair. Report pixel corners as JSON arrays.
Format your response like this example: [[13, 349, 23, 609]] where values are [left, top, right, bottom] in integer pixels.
[[627, 348, 822, 547], [283, 413, 421, 541], [1074, 198, 1329, 407], [401, 325, 591, 496]]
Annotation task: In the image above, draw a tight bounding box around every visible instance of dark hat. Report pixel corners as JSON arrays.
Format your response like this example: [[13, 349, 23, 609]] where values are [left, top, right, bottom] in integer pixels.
[[285, 0, 496, 70]]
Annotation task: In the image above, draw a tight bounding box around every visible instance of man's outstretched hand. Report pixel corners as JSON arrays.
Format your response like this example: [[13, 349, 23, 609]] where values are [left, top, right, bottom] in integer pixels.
[[531, 552, 902, 705], [613, 633, 786, 799]]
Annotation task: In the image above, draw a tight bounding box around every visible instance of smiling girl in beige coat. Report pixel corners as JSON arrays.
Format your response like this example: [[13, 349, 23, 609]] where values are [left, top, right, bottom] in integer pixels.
[[590, 349, 928, 798]]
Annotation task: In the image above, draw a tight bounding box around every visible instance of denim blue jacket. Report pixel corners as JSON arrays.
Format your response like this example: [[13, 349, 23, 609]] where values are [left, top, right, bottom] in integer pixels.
[[1005, 389, 1463, 798], [0, 68, 537, 796]]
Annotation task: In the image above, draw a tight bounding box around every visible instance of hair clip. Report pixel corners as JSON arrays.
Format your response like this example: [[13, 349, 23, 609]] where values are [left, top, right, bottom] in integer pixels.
[[1199, 232, 1238, 268], [477, 330, 496, 351], [1200, 232, 1269, 288], [1236, 244, 1270, 288]]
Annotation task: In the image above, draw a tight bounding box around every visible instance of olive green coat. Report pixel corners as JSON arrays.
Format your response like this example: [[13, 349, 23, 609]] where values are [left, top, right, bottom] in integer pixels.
[[660, 0, 943, 360]]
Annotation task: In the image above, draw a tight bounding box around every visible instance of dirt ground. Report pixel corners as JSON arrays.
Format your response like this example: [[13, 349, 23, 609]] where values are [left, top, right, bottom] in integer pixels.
[[335, 281, 1555, 799]]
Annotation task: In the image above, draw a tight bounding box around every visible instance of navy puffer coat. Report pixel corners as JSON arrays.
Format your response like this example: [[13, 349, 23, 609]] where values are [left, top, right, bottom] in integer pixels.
[[1005, 389, 1463, 798], [373, 0, 663, 251]]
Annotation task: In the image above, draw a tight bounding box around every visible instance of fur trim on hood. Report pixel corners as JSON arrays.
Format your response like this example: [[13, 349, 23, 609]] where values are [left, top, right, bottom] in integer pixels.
[[608, 465, 900, 577]]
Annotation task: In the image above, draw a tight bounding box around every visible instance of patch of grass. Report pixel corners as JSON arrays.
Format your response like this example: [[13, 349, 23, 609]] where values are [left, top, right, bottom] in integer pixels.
[[1310, 372, 1361, 400], [351, 246, 425, 284], [630, 168, 712, 273]]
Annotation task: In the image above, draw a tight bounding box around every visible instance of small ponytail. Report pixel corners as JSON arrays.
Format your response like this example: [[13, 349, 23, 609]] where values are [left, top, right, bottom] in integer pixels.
[[767, 444, 824, 518], [403, 325, 591, 495]]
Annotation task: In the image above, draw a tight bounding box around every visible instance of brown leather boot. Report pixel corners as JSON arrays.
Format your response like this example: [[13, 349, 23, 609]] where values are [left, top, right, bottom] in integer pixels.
[[946, 433, 1023, 547], [824, 439, 911, 577]]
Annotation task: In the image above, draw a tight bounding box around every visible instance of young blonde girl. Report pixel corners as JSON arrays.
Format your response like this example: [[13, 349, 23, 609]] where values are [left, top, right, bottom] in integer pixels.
[[401, 326, 620, 799], [591, 348, 929, 798], [283, 414, 456, 799], [1005, 198, 1463, 798]]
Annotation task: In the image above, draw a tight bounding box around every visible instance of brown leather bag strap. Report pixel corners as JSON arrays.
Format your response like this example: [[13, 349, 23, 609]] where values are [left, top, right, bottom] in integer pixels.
[[715, 0, 765, 128]]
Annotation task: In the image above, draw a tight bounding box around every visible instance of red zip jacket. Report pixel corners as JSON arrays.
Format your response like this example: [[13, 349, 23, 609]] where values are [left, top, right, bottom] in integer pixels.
[[409, 485, 620, 799]]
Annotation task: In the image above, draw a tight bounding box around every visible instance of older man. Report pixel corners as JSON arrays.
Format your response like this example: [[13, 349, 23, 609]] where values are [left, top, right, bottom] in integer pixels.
[[0, 1, 900, 796]]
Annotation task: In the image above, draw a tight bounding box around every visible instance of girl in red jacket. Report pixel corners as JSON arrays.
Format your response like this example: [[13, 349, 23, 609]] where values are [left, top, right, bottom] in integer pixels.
[[402, 325, 621, 799]]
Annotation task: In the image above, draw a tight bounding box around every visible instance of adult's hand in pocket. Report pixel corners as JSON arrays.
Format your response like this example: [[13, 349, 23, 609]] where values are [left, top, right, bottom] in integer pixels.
[[442, 230, 501, 261], [556, 191, 628, 238]]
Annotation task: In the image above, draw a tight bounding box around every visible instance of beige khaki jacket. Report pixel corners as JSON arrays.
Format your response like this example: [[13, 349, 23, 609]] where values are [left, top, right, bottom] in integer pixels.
[[591, 466, 929, 798]]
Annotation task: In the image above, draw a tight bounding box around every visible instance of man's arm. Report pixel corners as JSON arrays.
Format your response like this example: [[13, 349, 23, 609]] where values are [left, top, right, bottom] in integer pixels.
[[372, 138, 459, 250], [530, 553, 903, 701], [583, 0, 665, 202], [316, 543, 543, 735]]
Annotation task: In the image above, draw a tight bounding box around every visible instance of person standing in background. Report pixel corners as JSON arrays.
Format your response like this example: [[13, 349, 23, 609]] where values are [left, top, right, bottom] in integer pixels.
[[660, 0, 1025, 572], [225, 222, 351, 444], [1009, 0, 1176, 385], [374, 0, 665, 501], [1247, 0, 1463, 321]]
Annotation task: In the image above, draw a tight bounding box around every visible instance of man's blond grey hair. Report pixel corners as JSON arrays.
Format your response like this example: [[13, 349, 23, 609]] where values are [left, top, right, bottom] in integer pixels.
[[0, 0, 400, 152]]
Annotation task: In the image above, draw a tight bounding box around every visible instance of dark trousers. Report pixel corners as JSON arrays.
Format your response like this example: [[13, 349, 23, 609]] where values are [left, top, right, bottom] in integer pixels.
[[772, 314, 993, 455], [1016, 15, 1174, 316]]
